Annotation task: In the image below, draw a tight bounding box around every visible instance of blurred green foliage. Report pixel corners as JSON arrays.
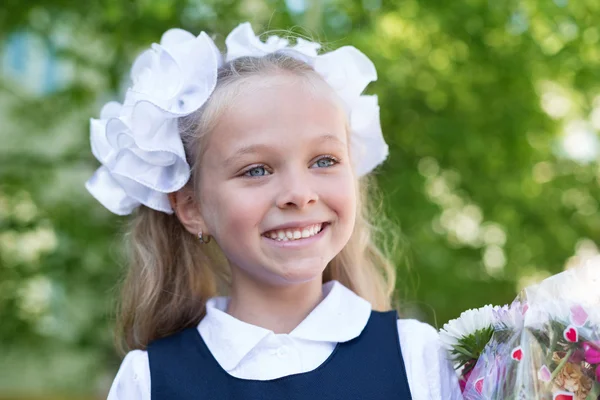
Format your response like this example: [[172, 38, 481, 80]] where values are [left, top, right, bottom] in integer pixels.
[[1, 0, 599, 397]]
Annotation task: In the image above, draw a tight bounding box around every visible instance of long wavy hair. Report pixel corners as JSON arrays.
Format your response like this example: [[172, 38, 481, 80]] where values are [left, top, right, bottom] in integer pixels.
[[114, 52, 398, 355]]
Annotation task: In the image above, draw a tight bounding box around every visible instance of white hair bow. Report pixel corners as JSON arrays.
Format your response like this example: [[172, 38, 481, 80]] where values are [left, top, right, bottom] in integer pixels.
[[86, 23, 388, 215]]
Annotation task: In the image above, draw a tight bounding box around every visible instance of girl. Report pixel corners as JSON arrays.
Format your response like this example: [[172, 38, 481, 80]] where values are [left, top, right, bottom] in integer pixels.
[[88, 23, 462, 399]]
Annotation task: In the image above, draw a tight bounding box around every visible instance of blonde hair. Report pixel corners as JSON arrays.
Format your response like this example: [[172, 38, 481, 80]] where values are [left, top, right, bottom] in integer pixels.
[[115, 53, 398, 355]]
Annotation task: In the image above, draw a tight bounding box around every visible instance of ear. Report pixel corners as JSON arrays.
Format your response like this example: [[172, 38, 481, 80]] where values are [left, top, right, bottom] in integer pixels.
[[168, 186, 207, 236]]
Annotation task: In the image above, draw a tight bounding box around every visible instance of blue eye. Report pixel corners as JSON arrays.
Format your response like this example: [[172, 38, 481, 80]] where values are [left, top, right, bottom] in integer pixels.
[[244, 166, 270, 177], [312, 156, 338, 168]]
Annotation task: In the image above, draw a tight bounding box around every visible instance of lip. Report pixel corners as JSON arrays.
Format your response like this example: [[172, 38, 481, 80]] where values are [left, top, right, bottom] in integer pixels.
[[262, 220, 328, 234], [262, 223, 329, 248]]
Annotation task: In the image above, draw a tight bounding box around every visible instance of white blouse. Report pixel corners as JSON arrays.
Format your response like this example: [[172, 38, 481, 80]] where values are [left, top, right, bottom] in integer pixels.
[[107, 281, 462, 399]]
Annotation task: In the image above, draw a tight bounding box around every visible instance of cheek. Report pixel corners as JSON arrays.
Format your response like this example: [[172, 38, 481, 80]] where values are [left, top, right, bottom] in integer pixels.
[[321, 170, 357, 222], [206, 184, 268, 239]]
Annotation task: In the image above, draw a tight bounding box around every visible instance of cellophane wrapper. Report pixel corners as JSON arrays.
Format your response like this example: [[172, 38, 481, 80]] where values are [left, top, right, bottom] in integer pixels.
[[462, 259, 600, 400]]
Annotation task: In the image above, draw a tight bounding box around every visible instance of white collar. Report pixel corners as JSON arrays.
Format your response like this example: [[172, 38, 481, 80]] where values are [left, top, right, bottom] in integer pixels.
[[197, 280, 372, 370]]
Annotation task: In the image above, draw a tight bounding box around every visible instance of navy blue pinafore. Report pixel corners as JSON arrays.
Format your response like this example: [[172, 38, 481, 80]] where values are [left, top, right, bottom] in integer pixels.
[[148, 310, 412, 399]]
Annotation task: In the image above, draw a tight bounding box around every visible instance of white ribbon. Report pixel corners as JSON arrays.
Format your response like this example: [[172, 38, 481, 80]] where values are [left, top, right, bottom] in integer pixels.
[[86, 31, 221, 215]]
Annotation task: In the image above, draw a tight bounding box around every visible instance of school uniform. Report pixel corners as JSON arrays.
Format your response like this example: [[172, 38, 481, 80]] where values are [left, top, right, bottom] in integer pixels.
[[107, 281, 462, 399]]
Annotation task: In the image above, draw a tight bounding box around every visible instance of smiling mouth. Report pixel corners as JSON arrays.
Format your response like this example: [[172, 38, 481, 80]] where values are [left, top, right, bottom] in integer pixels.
[[262, 223, 328, 242]]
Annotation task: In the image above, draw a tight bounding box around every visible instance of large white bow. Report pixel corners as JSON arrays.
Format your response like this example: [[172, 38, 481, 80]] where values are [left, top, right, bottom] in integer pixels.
[[86, 23, 388, 215], [86, 30, 222, 215], [225, 23, 388, 176]]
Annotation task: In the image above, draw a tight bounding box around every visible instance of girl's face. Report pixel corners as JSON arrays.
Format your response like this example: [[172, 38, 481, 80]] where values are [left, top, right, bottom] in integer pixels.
[[198, 73, 357, 286]]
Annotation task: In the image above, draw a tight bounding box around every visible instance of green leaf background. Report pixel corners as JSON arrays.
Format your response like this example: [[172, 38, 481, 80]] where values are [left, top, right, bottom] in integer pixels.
[[0, 0, 599, 398]]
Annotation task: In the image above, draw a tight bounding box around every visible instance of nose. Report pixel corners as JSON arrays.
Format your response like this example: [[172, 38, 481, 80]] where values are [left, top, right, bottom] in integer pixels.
[[275, 171, 318, 209]]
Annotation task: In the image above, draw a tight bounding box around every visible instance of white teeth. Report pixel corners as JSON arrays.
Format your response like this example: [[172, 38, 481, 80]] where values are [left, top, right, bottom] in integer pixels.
[[265, 223, 324, 241]]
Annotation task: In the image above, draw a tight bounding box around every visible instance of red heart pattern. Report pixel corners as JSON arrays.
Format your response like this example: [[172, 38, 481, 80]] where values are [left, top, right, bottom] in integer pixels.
[[553, 391, 574, 400], [475, 377, 484, 394], [563, 325, 578, 343], [511, 346, 523, 361]]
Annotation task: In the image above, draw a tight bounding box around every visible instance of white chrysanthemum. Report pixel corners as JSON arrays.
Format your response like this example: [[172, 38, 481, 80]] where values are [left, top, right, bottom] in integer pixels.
[[439, 305, 496, 353]]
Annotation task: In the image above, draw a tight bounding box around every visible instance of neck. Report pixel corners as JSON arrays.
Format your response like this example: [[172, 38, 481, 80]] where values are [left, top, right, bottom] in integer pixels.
[[226, 272, 324, 334]]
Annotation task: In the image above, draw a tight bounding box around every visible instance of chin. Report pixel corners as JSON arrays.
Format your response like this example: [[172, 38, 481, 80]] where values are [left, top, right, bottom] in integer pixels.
[[270, 262, 328, 286], [230, 253, 332, 288]]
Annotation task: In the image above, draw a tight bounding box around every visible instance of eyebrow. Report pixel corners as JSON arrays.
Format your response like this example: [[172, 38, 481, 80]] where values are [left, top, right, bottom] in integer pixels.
[[223, 133, 346, 168]]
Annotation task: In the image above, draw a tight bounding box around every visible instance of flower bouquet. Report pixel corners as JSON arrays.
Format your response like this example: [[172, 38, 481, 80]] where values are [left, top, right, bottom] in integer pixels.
[[440, 257, 600, 399]]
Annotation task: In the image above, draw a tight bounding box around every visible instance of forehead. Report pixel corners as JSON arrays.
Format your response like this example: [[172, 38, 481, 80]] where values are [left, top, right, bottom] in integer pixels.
[[204, 74, 348, 157]]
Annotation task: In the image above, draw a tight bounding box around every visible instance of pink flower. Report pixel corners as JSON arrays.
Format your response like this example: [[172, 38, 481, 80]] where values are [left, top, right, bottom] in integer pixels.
[[569, 349, 585, 364], [459, 360, 477, 393], [583, 341, 600, 364], [459, 368, 473, 392]]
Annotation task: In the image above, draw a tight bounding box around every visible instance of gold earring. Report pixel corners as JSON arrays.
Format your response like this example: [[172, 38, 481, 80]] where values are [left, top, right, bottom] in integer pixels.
[[197, 230, 211, 244]]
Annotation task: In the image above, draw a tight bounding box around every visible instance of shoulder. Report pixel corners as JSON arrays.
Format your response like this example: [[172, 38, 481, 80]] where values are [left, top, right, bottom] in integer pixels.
[[396, 318, 439, 341], [396, 319, 463, 400], [107, 350, 150, 400], [395, 319, 441, 374]]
